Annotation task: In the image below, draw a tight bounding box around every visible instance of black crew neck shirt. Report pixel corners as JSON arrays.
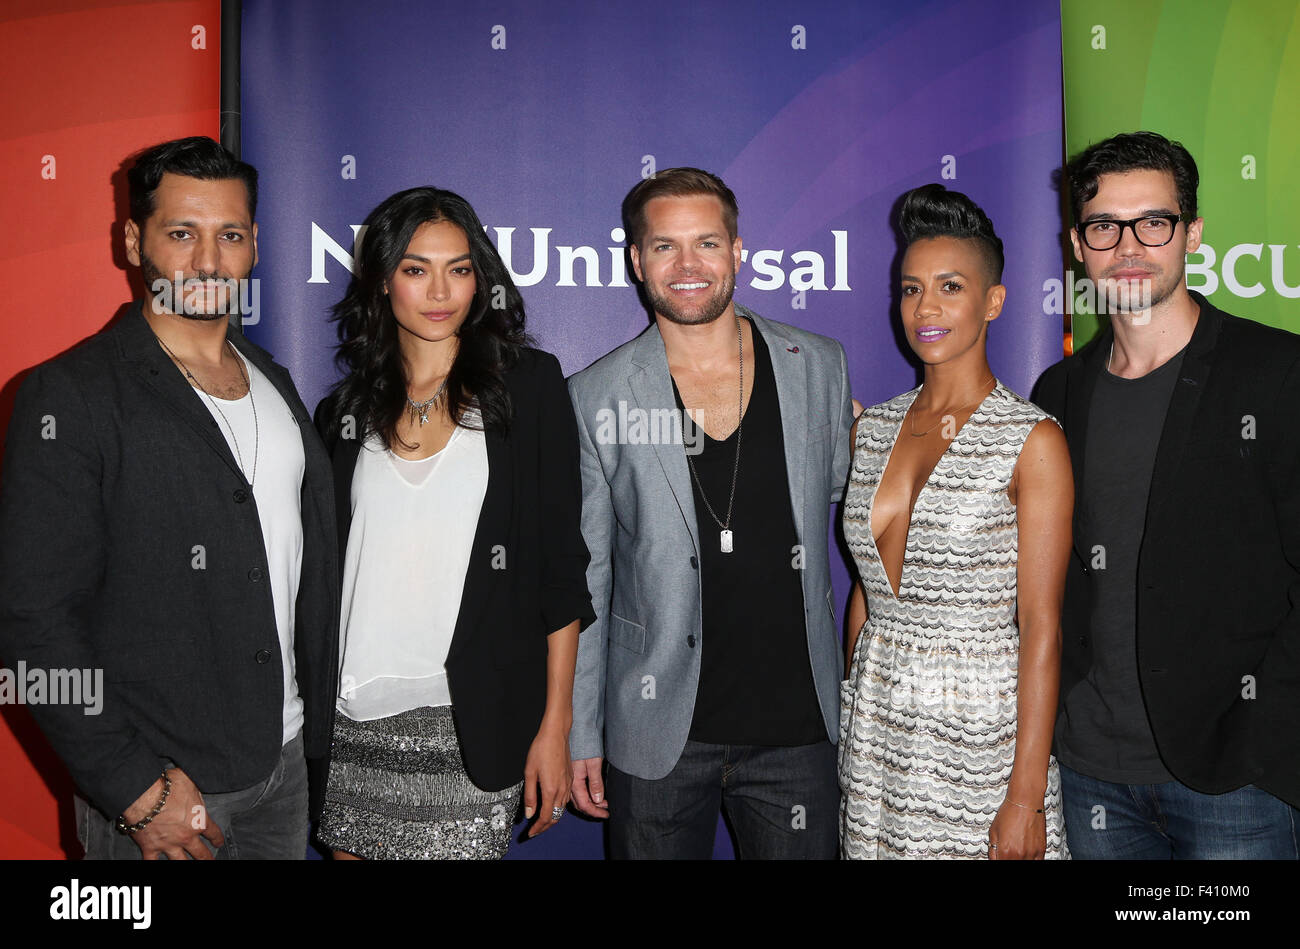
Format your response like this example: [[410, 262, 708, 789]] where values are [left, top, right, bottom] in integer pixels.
[[1056, 344, 1187, 783], [670, 320, 824, 746]]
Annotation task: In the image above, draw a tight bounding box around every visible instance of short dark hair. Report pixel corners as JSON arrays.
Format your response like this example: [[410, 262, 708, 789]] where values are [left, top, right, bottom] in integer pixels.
[[897, 183, 1004, 285], [1066, 130, 1199, 223], [622, 167, 739, 248], [127, 136, 258, 224], [326, 187, 529, 448]]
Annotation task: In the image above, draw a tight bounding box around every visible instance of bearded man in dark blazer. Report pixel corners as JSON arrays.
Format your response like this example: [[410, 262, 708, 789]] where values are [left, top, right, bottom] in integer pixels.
[[0, 137, 339, 860], [1033, 131, 1300, 859]]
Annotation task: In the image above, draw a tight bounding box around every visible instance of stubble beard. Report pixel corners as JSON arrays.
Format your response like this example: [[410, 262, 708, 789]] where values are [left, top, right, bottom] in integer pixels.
[[646, 270, 737, 327], [140, 249, 243, 322], [1100, 259, 1184, 317]]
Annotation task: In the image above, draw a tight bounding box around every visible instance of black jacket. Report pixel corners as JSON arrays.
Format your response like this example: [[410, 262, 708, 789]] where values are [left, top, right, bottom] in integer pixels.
[[0, 303, 340, 820], [1033, 292, 1300, 807], [315, 347, 595, 792]]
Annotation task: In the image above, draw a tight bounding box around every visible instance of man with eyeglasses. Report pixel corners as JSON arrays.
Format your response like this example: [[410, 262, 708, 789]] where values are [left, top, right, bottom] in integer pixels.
[[1033, 131, 1300, 859]]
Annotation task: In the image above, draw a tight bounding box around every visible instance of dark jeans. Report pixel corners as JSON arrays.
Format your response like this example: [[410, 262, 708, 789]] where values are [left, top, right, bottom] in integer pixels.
[[607, 739, 838, 859], [77, 733, 309, 860], [1059, 761, 1300, 859]]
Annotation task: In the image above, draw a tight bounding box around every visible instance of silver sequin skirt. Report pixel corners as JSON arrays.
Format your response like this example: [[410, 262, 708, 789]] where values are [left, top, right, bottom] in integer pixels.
[[316, 705, 522, 860]]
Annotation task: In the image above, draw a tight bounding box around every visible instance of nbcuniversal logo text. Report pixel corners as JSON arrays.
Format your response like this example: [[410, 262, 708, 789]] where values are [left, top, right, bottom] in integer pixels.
[[1185, 242, 1300, 299], [309, 224, 852, 291]]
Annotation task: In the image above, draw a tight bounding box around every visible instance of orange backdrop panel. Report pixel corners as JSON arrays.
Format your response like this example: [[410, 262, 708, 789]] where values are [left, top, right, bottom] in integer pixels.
[[0, 0, 220, 859]]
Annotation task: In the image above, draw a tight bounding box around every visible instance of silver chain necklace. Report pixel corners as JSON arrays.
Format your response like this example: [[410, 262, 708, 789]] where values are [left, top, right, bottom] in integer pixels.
[[407, 377, 448, 425], [686, 315, 744, 554], [156, 335, 259, 486]]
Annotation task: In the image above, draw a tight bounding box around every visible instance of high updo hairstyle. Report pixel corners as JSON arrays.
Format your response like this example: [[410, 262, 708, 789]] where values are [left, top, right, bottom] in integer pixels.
[[897, 183, 1004, 286]]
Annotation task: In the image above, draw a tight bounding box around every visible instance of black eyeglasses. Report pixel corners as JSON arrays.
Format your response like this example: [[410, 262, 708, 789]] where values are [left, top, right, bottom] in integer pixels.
[[1076, 213, 1190, 251]]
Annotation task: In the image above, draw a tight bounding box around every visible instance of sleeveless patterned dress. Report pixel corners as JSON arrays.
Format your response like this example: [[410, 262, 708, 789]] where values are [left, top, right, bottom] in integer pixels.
[[838, 382, 1068, 859]]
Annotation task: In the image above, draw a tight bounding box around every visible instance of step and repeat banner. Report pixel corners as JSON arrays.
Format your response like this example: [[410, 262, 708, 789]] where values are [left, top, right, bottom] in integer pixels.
[[1062, 0, 1300, 347], [241, 0, 1065, 859]]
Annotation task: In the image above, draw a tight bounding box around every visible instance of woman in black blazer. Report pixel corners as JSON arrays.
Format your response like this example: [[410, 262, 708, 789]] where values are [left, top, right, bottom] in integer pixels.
[[313, 187, 594, 859]]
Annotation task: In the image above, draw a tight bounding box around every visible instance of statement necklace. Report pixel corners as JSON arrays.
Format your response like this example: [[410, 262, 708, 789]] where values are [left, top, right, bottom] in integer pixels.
[[407, 378, 449, 426]]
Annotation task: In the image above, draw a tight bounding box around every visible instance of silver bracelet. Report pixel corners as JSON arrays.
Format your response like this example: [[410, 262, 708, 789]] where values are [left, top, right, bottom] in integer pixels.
[[114, 771, 172, 834]]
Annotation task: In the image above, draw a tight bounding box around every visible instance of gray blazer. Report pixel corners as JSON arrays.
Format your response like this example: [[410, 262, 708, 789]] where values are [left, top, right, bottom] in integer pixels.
[[567, 304, 854, 778]]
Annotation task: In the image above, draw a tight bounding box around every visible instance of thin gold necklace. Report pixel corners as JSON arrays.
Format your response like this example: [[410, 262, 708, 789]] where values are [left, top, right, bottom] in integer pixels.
[[908, 375, 996, 438]]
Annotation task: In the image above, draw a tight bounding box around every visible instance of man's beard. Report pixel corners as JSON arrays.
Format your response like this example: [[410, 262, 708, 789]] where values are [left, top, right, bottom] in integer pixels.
[[645, 270, 736, 326], [1102, 264, 1180, 315], [140, 250, 243, 322]]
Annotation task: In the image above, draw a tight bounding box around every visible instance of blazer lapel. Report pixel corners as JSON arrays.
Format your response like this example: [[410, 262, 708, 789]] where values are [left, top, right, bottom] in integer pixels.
[[1145, 296, 1221, 524], [628, 324, 701, 556], [447, 425, 511, 664], [117, 303, 248, 484], [746, 308, 808, 543]]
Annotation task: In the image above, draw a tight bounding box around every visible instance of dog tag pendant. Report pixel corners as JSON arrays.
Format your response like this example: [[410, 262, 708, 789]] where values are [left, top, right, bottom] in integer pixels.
[[720, 529, 734, 553]]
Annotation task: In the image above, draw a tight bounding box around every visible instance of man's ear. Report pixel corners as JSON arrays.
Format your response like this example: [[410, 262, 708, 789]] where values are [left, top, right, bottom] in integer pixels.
[[731, 235, 743, 274], [1184, 216, 1204, 256], [629, 242, 643, 282], [250, 221, 259, 269], [124, 219, 142, 267], [1068, 227, 1084, 264]]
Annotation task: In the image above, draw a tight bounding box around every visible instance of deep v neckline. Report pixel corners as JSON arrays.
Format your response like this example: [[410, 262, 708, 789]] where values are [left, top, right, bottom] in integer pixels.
[[865, 382, 1000, 600]]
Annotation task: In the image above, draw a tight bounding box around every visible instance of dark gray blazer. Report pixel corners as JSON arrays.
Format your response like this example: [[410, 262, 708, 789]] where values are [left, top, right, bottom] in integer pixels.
[[0, 302, 339, 820], [567, 306, 855, 778]]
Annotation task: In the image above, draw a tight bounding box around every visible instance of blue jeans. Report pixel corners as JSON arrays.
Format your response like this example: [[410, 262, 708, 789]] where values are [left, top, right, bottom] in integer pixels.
[[606, 739, 838, 859], [77, 734, 310, 860], [1058, 762, 1299, 859]]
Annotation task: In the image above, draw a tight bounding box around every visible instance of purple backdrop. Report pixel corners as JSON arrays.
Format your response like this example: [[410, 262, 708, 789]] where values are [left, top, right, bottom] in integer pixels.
[[242, 0, 1063, 859]]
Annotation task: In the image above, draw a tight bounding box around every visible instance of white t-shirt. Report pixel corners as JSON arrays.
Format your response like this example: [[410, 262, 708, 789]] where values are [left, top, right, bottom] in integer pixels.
[[336, 417, 488, 721], [199, 353, 305, 745]]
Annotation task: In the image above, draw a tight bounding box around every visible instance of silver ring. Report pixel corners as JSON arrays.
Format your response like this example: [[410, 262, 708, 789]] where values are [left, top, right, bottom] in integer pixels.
[[551, 806, 564, 820]]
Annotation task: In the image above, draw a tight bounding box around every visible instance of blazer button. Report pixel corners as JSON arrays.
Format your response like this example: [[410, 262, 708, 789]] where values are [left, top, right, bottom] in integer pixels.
[[689, 556, 698, 570], [254, 649, 272, 664], [1078, 636, 1087, 647], [687, 635, 696, 648], [233, 488, 249, 503], [248, 567, 263, 581]]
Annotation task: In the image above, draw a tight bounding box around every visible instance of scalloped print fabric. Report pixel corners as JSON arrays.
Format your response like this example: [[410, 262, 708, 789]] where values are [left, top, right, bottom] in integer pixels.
[[838, 382, 1068, 860]]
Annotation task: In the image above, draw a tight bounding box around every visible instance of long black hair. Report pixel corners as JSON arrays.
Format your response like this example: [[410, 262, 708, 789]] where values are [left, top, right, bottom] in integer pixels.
[[325, 187, 529, 448]]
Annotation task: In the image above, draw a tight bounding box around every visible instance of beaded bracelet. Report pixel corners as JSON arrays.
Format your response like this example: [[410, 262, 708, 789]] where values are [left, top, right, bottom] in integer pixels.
[[114, 770, 172, 835]]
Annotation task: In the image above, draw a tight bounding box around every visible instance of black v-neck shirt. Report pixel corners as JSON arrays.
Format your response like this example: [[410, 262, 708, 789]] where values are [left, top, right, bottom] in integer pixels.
[[670, 320, 824, 746]]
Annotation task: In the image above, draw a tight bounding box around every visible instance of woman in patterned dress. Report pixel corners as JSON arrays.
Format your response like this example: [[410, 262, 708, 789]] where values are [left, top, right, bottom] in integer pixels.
[[838, 184, 1073, 859]]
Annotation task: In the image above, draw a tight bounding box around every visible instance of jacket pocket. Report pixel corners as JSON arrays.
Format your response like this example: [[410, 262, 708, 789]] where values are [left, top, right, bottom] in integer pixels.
[[608, 614, 646, 654]]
